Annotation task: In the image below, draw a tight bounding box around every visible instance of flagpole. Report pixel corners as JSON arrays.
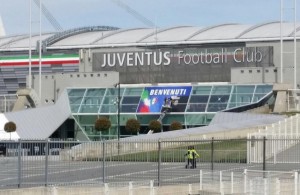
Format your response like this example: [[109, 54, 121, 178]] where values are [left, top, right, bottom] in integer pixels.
[[38, 0, 42, 100], [28, 0, 32, 88]]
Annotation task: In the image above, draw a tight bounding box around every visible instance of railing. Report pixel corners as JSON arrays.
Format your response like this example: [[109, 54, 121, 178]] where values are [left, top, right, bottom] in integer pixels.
[[287, 89, 300, 112], [0, 138, 300, 190], [248, 114, 300, 163], [0, 94, 17, 113]]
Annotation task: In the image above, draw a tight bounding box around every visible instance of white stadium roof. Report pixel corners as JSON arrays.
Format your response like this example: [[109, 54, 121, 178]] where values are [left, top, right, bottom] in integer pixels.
[[0, 22, 300, 51]]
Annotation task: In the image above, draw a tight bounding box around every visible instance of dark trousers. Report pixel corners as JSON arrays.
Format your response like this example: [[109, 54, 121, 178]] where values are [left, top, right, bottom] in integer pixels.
[[187, 158, 196, 168]]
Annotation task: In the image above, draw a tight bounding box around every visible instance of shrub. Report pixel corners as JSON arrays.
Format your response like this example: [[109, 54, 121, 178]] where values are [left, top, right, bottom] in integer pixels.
[[170, 121, 183, 131], [95, 117, 111, 132], [4, 121, 16, 133], [148, 120, 161, 133], [125, 118, 140, 134]]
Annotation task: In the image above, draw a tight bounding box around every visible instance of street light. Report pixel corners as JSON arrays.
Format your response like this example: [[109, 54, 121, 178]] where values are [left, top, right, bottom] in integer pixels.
[[114, 83, 120, 141]]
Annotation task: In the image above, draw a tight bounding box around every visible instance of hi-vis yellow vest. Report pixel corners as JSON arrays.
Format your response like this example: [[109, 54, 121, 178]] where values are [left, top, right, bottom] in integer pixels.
[[187, 149, 199, 159]]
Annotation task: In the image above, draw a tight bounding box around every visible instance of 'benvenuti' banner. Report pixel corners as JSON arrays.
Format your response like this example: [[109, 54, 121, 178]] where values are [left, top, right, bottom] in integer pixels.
[[137, 86, 192, 113]]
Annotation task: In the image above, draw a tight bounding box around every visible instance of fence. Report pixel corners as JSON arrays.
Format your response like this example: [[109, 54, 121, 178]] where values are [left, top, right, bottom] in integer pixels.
[[0, 94, 17, 113], [0, 138, 300, 189], [248, 114, 300, 163], [287, 89, 300, 112]]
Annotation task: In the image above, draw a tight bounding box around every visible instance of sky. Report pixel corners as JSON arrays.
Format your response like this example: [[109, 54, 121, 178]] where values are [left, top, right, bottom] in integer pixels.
[[0, 0, 298, 36]]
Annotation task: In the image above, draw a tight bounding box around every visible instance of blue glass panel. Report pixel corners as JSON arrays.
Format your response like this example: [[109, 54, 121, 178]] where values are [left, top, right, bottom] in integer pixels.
[[163, 115, 185, 125], [69, 97, 83, 104], [68, 89, 86, 96], [79, 105, 100, 113], [124, 88, 143, 96], [100, 105, 117, 113], [103, 96, 118, 104], [229, 94, 252, 103], [122, 96, 140, 104], [207, 103, 227, 112], [186, 103, 207, 112], [255, 85, 272, 93], [82, 97, 103, 105], [252, 94, 267, 102], [211, 86, 232, 95], [191, 86, 212, 95], [70, 104, 80, 113], [189, 95, 209, 103], [228, 103, 248, 108], [232, 85, 255, 93], [121, 105, 138, 113], [106, 88, 125, 95], [86, 88, 106, 96], [209, 95, 230, 103]]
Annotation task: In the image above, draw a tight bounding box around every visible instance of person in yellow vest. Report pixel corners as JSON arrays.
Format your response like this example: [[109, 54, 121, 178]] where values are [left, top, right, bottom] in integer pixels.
[[185, 146, 200, 169]]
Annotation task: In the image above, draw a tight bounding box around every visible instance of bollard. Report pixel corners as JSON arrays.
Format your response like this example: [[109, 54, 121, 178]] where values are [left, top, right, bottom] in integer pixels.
[[199, 170, 203, 191], [188, 184, 192, 194], [150, 180, 154, 195], [105, 183, 109, 195], [129, 181, 133, 195]]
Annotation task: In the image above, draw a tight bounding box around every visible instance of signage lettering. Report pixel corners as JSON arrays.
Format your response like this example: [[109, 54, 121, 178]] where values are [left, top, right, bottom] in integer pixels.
[[99, 47, 264, 67]]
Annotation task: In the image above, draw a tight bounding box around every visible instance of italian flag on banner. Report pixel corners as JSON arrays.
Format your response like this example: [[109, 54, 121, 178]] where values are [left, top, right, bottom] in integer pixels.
[[0, 54, 79, 66]]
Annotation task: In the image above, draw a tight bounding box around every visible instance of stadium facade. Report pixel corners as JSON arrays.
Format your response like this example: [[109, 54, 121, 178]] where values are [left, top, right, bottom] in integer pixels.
[[0, 22, 299, 140]]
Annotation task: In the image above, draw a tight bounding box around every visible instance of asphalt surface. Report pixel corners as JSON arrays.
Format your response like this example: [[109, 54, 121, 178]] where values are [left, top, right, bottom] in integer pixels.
[[1, 156, 299, 188]]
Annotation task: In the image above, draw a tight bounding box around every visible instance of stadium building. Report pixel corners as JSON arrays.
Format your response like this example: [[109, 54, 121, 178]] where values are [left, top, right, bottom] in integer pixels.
[[0, 22, 299, 140]]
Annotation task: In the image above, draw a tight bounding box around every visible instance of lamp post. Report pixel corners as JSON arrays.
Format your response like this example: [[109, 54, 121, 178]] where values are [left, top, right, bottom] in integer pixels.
[[114, 83, 121, 141]]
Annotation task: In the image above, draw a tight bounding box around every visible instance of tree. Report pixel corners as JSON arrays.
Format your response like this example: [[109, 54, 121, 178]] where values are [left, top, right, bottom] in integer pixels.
[[95, 117, 111, 132], [125, 118, 140, 135], [4, 121, 16, 140], [170, 121, 183, 131], [148, 120, 162, 133]]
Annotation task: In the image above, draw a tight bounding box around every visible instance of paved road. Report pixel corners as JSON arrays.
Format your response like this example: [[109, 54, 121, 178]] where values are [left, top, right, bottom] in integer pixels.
[[0, 156, 299, 188]]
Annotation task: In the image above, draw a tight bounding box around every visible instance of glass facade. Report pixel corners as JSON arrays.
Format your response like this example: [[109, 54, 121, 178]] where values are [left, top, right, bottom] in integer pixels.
[[68, 84, 273, 140]]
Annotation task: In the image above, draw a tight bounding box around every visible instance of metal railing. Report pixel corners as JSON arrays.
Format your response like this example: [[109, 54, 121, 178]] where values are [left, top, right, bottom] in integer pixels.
[[0, 138, 300, 189], [0, 94, 17, 113], [287, 89, 300, 112]]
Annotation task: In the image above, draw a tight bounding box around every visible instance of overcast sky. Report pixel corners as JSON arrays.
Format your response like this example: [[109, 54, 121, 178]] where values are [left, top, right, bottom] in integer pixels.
[[0, 0, 298, 36]]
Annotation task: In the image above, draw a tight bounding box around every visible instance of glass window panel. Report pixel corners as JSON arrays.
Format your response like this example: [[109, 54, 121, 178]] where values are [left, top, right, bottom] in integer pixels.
[[120, 115, 136, 125], [209, 95, 230, 103], [186, 103, 207, 112], [171, 104, 188, 112], [255, 85, 273, 93], [252, 94, 267, 102], [69, 97, 83, 104], [86, 88, 106, 96], [100, 105, 117, 113], [228, 103, 248, 108], [76, 115, 98, 125], [121, 105, 138, 113], [189, 95, 209, 103], [192, 86, 212, 95], [68, 89, 86, 96], [232, 85, 255, 93], [163, 115, 185, 125], [106, 88, 117, 95], [124, 88, 143, 96], [103, 96, 118, 104], [70, 104, 80, 113], [230, 94, 252, 103], [211, 86, 232, 95], [207, 103, 227, 112], [122, 96, 140, 104], [82, 97, 103, 105], [185, 114, 210, 125], [79, 105, 100, 113], [106, 88, 125, 95], [137, 115, 160, 125]]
